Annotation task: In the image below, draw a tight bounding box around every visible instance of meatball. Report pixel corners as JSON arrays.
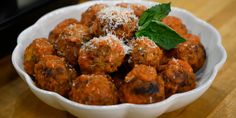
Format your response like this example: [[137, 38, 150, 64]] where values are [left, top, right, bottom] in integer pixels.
[[24, 38, 54, 76], [159, 59, 196, 97], [56, 23, 91, 66], [162, 16, 188, 36], [183, 33, 201, 43], [81, 4, 108, 27], [119, 65, 165, 104], [48, 18, 79, 46], [129, 37, 163, 68], [172, 34, 206, 72], [69, 74, 118, 105], [116, 3, 147, 17], [78, 34, 126, 74], [92, 6, 138, 39], [34, 55, 77, 96]]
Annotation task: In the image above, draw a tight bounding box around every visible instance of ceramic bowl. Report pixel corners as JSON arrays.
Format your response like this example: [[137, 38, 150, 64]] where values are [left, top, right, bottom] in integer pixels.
[[12, 1, 227, 118]]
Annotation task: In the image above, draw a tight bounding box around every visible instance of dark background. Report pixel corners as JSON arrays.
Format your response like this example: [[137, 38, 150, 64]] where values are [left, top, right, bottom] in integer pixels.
[[0, 0, 79, 58]]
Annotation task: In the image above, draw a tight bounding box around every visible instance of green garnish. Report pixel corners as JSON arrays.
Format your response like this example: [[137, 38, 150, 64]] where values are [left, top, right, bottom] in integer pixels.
[[136, 3, 186, 50], [136, 20, 186, 50], [139, 3, 171, 26]]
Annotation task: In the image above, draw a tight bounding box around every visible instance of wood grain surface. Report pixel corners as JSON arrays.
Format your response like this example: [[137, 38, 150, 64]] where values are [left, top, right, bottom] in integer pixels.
[[0, 0, 235, 118]]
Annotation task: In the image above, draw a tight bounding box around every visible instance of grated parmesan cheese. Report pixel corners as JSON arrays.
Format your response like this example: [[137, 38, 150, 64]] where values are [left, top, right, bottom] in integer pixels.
[[172, 58, 178, 63], [97, 6, 138, 33], [81, 34, 131, 54]]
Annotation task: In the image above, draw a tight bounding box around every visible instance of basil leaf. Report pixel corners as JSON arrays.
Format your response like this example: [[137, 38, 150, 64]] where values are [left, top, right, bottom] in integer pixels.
[[136, 20, 186, 50], [139, 3, 171, 26]]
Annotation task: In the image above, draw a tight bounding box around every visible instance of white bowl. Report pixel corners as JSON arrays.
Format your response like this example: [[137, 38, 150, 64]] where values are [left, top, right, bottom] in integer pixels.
[[12, 1, 227, 118]]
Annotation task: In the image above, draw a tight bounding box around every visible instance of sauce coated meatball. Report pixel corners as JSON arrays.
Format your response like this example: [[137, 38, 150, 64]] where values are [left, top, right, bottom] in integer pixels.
[[183, 33, 201, 43], [92, 6, 138, 39], [56, 23, 91, 66], [79, 34, 126, 74], [159, 59, 196, 97], [69, 74, 118, 105], [172, 34, 206, 72], [34, 55, 77, 96], [24, 38, 54, 76], [48, 18, 78, 46], [81, 4, 108, 27], [116, 3, 147, 17], [162, 16, 188, 36], [120, 65, 165, 104], [129, 37, 163, 67]]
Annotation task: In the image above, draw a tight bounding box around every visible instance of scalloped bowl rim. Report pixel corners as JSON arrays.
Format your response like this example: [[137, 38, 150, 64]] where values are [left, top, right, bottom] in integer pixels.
[[11, 0, 227, 116]]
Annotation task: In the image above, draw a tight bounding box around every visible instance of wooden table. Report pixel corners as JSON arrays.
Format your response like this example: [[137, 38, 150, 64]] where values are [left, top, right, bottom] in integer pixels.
[[1, 0, 235, 117]]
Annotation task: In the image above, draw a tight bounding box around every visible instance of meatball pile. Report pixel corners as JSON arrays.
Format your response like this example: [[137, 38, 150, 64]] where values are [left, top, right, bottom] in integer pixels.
[[23, 3, 206, 105]]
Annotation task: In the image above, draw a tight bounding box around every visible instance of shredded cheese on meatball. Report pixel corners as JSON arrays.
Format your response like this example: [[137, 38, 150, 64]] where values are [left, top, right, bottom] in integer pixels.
[[81, 34, 130, 54], [97, 6, 138, 33]]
